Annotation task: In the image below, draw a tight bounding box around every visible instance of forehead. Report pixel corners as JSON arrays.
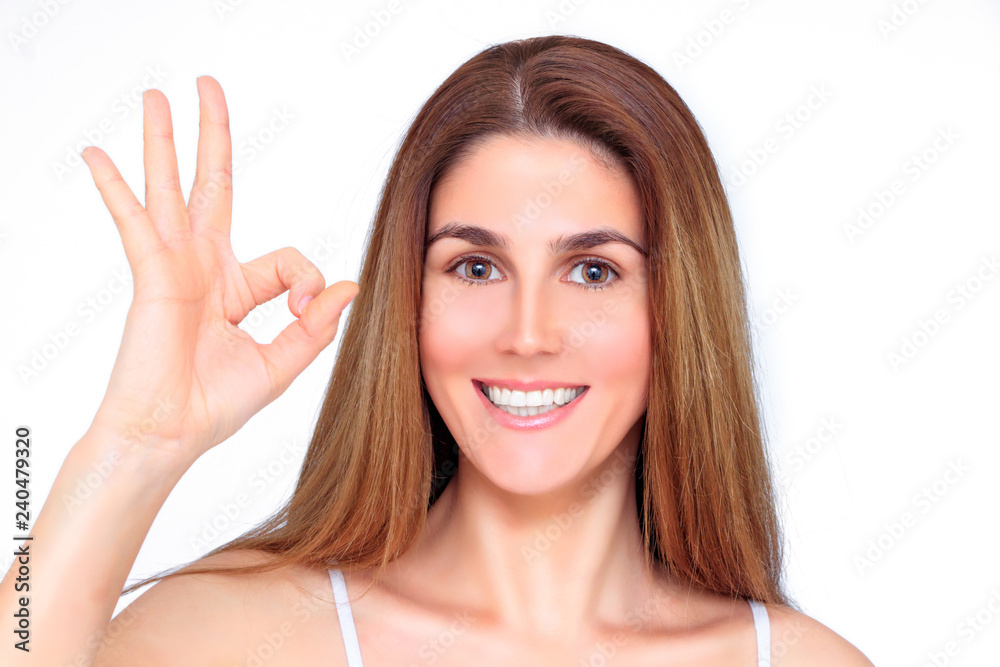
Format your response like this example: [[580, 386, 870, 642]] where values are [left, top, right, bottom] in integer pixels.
[[427, 134, 643, 244]]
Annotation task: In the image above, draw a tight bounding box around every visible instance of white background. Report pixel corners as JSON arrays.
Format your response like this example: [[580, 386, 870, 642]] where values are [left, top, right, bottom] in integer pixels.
[[2, 1, 999, 664]]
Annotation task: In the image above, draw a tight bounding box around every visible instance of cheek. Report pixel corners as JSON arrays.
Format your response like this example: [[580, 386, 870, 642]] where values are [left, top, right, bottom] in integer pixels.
[[418, 281, 493, 381], [574, 297, 650, 392]]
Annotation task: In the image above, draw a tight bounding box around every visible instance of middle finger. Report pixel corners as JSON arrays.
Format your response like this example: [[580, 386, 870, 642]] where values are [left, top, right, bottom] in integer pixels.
[[188, 76, 233, 240], [142, 89, 189, 242]]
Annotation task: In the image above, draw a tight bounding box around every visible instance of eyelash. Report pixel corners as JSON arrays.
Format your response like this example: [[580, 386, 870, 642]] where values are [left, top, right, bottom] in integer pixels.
[[447, 254, 620, 292]]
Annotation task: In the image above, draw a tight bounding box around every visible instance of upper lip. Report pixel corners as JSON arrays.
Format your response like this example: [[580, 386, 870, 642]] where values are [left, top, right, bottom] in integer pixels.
[[474, 378, 589, 392]]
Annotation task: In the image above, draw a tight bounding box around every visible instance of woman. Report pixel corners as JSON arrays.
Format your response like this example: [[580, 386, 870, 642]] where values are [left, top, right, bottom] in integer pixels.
[[1, 36, 874, 665]]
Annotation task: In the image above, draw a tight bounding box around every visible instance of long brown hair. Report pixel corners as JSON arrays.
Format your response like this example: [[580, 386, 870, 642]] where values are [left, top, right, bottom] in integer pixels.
[[123, 35, 793, 609]]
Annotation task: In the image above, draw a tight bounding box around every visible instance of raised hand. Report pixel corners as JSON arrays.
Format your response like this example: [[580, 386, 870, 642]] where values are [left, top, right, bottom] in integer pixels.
[[80, 76, 358, 465]]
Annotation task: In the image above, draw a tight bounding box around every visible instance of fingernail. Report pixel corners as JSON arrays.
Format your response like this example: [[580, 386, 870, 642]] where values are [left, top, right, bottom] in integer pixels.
[[297, 295, 313, 314]]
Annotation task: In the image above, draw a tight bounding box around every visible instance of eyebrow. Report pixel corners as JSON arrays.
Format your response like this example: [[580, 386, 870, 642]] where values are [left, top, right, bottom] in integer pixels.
[[425, 222, 647, 257]]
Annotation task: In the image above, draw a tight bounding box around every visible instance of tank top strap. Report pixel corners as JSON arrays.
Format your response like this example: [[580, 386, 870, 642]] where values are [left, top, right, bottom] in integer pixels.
[[747, 599, 771, 667], [329, 568, 364, 667], [328, 572, 768, 667]]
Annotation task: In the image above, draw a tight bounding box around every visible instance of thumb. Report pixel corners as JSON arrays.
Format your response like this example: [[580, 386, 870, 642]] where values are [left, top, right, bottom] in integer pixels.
[[258, 280, 359, 392]]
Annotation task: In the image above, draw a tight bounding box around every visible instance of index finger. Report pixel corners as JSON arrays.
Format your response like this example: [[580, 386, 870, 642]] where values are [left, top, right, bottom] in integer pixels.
[[81, 146, 167, 268]]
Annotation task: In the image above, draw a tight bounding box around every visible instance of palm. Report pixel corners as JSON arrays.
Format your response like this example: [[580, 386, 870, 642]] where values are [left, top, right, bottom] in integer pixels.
[[82, 77, 358, 463], [106, 235, 266, 452]]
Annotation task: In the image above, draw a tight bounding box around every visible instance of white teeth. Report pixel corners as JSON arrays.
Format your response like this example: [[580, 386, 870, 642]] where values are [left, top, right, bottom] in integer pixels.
[[510, 389, 526, 407], [481, 383, 585, 413]]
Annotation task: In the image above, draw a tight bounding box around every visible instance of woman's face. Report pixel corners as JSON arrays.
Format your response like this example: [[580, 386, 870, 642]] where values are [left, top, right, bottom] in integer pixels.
[[420, 134, 650, 495]]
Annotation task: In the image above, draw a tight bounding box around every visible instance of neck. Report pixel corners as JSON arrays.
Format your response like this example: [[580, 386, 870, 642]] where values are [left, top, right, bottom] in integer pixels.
[[385, 423, 674, 642]]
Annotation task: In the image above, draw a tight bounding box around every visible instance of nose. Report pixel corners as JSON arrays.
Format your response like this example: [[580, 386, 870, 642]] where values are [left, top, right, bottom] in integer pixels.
[[496, 281, 564, 357]]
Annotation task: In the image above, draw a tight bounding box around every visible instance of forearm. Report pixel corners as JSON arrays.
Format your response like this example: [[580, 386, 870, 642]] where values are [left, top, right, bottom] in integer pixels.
[[0, 428, 192, 665]]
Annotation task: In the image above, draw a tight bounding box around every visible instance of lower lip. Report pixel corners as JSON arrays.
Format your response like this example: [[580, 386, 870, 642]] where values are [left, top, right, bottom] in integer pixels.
[[473, 381, 589, 431]]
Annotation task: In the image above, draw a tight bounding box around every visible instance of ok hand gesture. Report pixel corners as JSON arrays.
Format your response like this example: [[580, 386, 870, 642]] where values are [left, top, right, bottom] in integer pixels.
[[81, 76, 358, 465]]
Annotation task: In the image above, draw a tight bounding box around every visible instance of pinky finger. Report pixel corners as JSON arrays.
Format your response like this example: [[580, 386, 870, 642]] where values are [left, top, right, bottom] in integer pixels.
[[81, 146, 166, 267]]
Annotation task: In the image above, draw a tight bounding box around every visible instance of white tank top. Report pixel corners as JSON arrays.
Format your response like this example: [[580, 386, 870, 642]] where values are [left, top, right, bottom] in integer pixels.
[[329, 568, 771, 665]]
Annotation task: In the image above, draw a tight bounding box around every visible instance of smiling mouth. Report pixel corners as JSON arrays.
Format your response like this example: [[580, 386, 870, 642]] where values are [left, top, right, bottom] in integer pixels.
[[476, 381, 588, 417]]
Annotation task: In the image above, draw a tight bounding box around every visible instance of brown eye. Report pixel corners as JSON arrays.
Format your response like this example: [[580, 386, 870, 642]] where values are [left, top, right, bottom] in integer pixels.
[[465, 259, 491, 280], [451, 255, 501, 285], [568, 259, 617, 289], [582, 262, 607, 284]]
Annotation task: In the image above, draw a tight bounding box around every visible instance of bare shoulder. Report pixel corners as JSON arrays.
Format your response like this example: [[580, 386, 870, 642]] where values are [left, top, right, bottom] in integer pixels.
[[94, 549, 344, 666], [763, 603, 875, 666]]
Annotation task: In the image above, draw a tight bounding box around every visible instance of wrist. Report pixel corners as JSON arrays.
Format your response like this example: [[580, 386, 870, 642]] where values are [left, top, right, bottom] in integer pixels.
[[78, 419, 197, 482]]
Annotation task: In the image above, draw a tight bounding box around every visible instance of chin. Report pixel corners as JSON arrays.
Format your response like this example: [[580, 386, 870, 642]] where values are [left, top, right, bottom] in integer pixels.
[[456, 423, 602, 498]]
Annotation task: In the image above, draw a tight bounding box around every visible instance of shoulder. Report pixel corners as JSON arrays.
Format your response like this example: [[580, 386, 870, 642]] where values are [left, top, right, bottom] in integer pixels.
[[94, 549, 343, 666], [762, 602, 875, 666]]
